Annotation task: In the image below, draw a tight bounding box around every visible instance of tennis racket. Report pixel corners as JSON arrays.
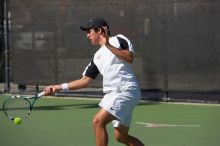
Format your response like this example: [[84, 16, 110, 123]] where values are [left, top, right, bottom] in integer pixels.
[[2, 91, 45, 121]]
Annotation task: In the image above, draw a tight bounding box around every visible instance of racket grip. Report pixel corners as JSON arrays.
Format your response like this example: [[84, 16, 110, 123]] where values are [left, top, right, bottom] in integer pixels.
[[37, 91, 45, 98]]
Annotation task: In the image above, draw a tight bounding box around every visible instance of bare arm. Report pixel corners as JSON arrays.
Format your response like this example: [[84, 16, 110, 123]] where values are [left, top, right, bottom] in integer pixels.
[[44, 76, 93, 95], [105, 44, 134, 64], [100, 27, 134, 64]]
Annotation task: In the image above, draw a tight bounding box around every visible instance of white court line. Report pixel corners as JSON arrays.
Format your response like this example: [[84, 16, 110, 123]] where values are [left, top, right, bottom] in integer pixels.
[[136, 122, 200, 128]]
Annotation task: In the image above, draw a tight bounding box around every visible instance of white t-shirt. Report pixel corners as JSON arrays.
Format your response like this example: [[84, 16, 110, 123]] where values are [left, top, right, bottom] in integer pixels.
[[83, 34, 139, 93]]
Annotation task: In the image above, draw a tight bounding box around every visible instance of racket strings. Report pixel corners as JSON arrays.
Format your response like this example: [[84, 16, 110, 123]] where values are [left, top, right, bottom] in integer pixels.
[[3, 98, 31, 120]]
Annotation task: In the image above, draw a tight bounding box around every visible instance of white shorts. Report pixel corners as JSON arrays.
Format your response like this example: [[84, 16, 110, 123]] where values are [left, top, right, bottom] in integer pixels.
[[99, 89, 141, 127]]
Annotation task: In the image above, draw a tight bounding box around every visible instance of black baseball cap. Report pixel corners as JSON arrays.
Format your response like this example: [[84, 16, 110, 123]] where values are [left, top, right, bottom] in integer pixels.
[[80, 18, 109, 31]]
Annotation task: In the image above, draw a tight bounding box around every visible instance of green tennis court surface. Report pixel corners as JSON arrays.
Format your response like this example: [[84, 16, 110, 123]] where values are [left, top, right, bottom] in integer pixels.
[[0, 94, 220, 146]]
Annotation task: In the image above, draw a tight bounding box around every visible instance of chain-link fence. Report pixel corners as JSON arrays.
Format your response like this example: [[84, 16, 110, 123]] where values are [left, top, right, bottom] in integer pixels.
[[2, 0, 220, 101]]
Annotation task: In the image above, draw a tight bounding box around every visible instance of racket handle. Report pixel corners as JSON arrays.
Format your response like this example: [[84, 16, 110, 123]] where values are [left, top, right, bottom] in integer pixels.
[[37, 91, 45, 98]]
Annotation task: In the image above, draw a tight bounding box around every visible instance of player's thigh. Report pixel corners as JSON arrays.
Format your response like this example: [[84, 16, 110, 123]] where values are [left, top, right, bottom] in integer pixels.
[[93, 108, 117, 125]]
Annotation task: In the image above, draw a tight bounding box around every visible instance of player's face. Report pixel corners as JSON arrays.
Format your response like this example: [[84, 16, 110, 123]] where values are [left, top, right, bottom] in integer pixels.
[[86, 28, 100, 45]]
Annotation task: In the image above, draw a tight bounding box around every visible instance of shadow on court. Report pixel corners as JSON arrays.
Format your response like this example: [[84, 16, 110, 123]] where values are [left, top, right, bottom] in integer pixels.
[[138, 102, 160, 106], [0, 101, 158, 111], [0, 103, 99, 111], [31, 101, 158, 110], [33, 103, 99, 110]]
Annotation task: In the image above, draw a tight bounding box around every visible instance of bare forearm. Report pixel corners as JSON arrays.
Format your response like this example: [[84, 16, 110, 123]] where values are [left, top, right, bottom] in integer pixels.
[[67, 78, 89, 90], [52, 79, 89, 91], [44, 76, 92, 95], [105, 44, 133, 64]]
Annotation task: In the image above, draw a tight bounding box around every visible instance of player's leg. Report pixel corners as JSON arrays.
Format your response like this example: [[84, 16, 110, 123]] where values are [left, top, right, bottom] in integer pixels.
[[114, 124, 145, 146], [92, 108, 116, 146]]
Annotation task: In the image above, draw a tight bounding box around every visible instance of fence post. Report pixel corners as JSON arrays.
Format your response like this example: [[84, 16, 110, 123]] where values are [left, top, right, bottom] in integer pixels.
[[4, 0, 10, 93]]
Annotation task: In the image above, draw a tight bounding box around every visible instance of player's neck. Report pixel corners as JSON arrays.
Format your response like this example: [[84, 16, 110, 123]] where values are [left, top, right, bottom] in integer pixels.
[[98, 37, 105, 46], [99, 36, 111, 46]]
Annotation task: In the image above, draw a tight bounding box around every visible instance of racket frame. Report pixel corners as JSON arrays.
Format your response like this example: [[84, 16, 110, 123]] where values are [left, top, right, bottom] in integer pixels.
[[2, 91, 45, 121]]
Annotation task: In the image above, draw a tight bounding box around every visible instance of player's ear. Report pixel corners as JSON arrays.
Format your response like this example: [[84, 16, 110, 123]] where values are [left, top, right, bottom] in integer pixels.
[[97, 28, 104, 34], [102, 26, 109, 35]]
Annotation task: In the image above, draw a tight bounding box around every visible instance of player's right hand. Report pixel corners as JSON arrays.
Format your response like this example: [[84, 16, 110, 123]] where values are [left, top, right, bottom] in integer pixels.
[[44, 85, 61, 95]]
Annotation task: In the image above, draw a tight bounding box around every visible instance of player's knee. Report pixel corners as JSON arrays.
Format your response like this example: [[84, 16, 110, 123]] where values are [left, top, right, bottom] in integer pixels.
[[92, 116, 103, 128], [92, 117, 99, 127]]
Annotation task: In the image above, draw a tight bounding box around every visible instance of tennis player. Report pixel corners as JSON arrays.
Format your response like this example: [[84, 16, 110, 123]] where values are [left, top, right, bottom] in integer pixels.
[[44, 18, 145, 146]]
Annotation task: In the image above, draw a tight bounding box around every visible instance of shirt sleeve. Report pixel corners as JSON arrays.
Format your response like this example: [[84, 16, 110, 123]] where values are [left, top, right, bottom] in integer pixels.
[[116, 34, 134, 53], [82, 58, 99, 79]]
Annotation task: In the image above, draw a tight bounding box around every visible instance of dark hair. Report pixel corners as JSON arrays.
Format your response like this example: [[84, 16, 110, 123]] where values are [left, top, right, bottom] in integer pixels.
[[93, 27, 110, 35]]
